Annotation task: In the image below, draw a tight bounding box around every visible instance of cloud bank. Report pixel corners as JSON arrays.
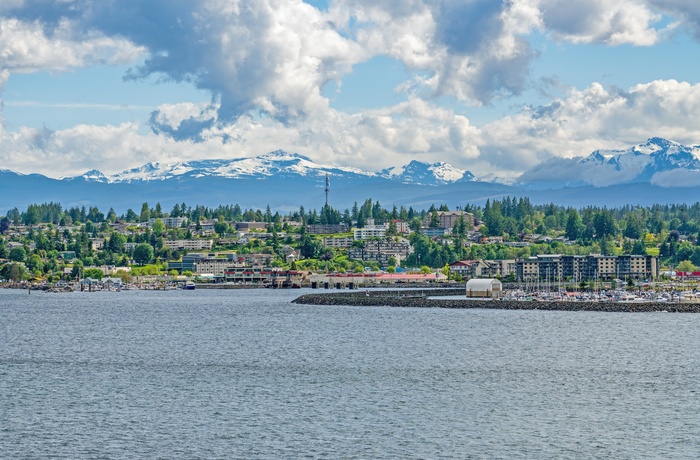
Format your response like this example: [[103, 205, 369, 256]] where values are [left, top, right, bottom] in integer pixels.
[[0, 0, 699, 179]]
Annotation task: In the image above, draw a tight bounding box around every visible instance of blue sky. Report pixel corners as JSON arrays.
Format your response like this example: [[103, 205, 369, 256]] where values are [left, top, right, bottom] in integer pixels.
[[1, 0, 700, 180]]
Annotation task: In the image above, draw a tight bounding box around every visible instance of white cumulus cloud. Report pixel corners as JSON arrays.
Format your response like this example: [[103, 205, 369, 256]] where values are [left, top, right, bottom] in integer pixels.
[[481, 79, 700, 178], [539, 0, 664, 45], [0, 17, 143, 87]]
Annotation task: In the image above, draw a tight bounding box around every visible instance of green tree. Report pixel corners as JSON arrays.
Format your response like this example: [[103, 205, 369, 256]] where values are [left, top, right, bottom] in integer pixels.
[[623, 212, 646, 239], [429, 211, 440, 228], [677, 260, 696, 273], [1, 262, 27, 281], [107, 233, 127, 254], [71, 260, 84, 279], [139, 202, 151, 222], [565, 208, 583, 240], [453, 216, 469, 238], [22, 206, 40, 225], [483, 199, 504, 236], [133, 243, 154, 266], [26, 254, 44, 273], [631, 239, 647, 255], [676, 242, 694, 262], [441, 264, 450, 278], [83, 268, 104, 279], [593, 211, 617, 239], [409, 217, 422, 233], [152, 218, 166, 236], [0, 217, 10, 235], [215, 220, 229, 235], [125, 208, 138, 222], [9, 247, 26, 262]]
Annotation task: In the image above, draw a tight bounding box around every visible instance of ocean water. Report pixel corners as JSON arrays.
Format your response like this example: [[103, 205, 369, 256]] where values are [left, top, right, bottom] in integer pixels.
[[1, 288, 699, 459]]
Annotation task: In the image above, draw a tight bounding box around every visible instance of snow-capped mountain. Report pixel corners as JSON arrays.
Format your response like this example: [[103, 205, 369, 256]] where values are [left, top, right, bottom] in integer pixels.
[[102, 151, 376, 183], [8, 140, 700, 214], [518, 137, 700, 187], [69, 169, 109, 182], [71, 150, 474, 186], [381, 160, 476, 185]]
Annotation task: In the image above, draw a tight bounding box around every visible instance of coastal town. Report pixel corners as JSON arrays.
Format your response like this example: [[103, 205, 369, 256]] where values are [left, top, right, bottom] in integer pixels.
[[2, 198, 699, 298]]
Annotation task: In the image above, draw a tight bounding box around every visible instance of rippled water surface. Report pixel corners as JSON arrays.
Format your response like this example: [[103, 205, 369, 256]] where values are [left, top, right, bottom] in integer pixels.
[[2, 288, 699, 459]]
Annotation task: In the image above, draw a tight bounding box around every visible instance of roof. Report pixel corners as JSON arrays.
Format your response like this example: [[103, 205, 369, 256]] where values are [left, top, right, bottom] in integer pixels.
[[466, 278, 502, 290], [450, 260, 474, 267]]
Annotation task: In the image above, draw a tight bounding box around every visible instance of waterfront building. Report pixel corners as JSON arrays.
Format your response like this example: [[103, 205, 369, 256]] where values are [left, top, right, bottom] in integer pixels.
[[515, 254, 659, 281], [449, 259, 516, 279], [466, 278, 503, 299], [223, 267, 306, 286]]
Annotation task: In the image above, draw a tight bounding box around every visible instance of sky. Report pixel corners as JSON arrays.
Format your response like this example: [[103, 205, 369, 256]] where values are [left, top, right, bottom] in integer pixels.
[[2, 0, 700, 180]]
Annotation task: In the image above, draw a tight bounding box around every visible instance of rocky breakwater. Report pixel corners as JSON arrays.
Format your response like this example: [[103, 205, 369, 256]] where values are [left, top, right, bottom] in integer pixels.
[[292, 291, 700, 313]]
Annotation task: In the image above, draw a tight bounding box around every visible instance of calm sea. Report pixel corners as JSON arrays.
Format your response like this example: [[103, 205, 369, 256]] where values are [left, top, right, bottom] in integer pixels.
[[1, 288, 699, 459]]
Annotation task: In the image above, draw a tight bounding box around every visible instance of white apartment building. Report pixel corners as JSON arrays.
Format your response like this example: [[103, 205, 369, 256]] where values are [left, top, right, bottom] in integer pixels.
[[163, 239, 214, 251]]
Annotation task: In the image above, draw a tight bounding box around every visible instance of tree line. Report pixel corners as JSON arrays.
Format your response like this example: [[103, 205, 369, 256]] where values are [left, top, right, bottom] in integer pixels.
[[3, 197, 700, 279]]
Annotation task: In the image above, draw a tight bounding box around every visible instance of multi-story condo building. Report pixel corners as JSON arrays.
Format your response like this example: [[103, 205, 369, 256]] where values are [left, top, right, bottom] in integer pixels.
[[438, 211, 474, 229], [482, 259, 516, 278], [585, 255, 618, 280], [223, 267, 306, 286], [307, 224, 350, 235], [420, 227, 448, 237], [194, 256, 245, 276], [617, 255, 657, 279], [354, 225, 387, 240], [390, 220, 410, 234], [163, 239, 214, 251], [449, 259, 516, 278], [157, 217, 187, 228], [168, 252, 273, 274], [516, 254, 659, 281], [347, 240, 411, 267], [322, 236, 355, 249]]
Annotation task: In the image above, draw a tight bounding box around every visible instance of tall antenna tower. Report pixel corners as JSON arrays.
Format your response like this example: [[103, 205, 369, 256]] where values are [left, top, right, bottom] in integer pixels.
[[325, 173, 330, 207]]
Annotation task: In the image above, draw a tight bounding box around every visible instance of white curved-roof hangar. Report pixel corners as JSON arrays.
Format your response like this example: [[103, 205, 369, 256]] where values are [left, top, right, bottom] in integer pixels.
[[466, 278, 502, 298], [466, 278, 502, 291]]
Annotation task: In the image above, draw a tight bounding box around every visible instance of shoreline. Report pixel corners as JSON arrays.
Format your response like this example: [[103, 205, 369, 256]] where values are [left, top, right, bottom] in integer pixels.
[[0, 282, 460, 292], [292, 291, 700, 313]]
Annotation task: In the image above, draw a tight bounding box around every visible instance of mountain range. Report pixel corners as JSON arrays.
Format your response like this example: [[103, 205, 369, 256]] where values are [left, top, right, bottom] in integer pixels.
[[65, 150, 477, 187], [3, 138, 700, 213], [517, 137, 700, 188]]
